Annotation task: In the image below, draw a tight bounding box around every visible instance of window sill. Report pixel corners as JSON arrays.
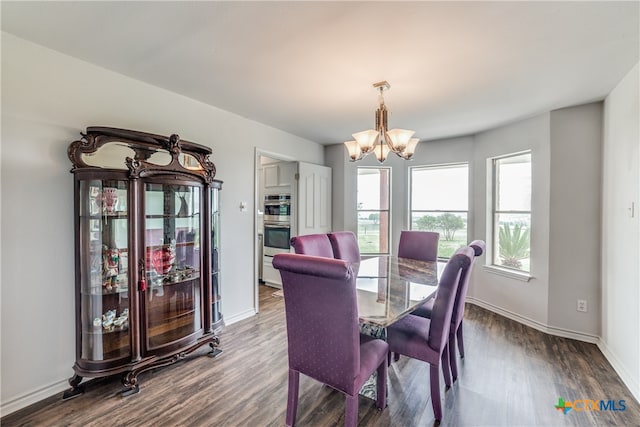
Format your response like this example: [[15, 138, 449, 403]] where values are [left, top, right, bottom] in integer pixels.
[[482, 265, 532, 282]]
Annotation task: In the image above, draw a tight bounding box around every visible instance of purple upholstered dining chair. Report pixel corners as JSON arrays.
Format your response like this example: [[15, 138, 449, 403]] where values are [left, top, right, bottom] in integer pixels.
[[327, 231, 361, 264], [397, 230, 440, 262], [290, 233, 334, 258], [412, 240, 485, 381], [386, 247, 474, 422], [272, 253, 388, 427]]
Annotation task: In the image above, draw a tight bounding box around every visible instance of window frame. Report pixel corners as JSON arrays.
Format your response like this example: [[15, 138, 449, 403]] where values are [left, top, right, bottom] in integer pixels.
[[356, 166, 391, 255], [487, 150, 532, 280], [408, 162, 470, 260]]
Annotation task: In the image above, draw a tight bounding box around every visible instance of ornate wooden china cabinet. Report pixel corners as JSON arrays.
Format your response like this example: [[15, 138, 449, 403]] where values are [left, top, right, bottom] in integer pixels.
[[66, 127, 223, 398]]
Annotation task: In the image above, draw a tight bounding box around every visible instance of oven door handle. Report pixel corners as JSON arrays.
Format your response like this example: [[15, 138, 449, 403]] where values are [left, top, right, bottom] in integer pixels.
[[264, 202, 291, 206], [264, 223, 290, 228]]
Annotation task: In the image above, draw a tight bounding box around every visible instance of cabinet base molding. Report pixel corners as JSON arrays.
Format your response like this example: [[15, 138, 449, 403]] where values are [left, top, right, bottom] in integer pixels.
[[65, 334, 221, 398]]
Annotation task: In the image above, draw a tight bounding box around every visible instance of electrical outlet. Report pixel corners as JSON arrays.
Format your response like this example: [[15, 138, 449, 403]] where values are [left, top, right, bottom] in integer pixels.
[[577, 299, 588, 313]]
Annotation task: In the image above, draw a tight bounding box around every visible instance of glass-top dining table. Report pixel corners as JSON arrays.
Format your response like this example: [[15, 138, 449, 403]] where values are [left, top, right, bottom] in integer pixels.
[[352, 255, 445, 400], [354, 255, 444, 328]]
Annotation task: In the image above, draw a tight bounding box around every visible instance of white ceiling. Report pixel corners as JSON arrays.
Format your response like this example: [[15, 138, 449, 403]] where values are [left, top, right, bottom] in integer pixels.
[[2, 1, 638, 145]]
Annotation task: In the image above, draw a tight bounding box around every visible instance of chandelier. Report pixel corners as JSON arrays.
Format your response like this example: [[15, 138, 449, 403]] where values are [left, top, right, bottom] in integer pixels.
[[344, 81, 419, 163]]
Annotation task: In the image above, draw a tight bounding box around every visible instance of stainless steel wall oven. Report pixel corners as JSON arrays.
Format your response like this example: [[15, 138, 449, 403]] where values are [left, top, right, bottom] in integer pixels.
[[264, 194, 291, 223], [264, 194, 292, 256], [263, 222, 291, 256]]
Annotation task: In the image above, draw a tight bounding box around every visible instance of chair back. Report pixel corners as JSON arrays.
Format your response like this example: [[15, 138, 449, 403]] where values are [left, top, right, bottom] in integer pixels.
[[450, 242, 483, 330], [427, 247, 473, 351], [272, 253, 360, 395], [450, 240, 486, 330], [398, 230, 439, 262], [290, 233, 334, 258], [469, 240, 486, 258], [328, 231, 361, 263]]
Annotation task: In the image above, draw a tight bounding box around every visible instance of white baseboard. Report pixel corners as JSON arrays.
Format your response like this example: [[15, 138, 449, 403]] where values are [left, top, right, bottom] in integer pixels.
[[598, 339, 640, 404], [466, 297, 599, 343], [223, 308, 257, 326], [1, 379, 68, 417]]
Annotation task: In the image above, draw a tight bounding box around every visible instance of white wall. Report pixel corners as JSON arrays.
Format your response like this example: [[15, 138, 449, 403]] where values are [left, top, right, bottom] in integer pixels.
[[325, 144, 348, 232], [601, 62, 640, 402], [468, 113, 552, 327], [0, 33, 324, 414], [548, 103, 602, 336]]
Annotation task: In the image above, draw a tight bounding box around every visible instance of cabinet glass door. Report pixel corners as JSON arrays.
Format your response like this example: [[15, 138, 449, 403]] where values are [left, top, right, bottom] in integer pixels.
[[211, 186, 222, 329], [79, 180, 130, 361], [144, 183, 202, 350]]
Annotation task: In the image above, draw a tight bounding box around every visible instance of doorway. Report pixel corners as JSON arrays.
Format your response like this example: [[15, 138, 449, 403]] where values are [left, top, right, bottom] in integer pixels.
[[254, 149, 297, 313]]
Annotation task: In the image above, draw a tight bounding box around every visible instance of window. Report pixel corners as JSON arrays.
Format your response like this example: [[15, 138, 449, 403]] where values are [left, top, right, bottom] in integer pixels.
[[409, 163, 469, 258], [492, 152, 532, 272], [357, 168, 390, 254]]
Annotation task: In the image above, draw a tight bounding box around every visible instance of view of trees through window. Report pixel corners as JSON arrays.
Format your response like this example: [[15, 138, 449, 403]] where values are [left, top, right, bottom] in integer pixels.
[[493, 152, 532, 272], [357, 168, 390, 254], [410, 164, 469, 258]]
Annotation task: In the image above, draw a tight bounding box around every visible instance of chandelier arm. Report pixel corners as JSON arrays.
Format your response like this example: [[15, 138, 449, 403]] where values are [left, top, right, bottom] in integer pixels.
[[384, 132, 404, 154]]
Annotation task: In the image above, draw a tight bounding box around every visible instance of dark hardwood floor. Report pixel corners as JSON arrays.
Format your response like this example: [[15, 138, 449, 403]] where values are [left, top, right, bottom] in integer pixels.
[[3, 284, 639, 426]]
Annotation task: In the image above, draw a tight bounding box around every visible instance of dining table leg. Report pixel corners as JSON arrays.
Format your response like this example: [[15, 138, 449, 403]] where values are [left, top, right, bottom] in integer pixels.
[[358, 323, 387, 401]]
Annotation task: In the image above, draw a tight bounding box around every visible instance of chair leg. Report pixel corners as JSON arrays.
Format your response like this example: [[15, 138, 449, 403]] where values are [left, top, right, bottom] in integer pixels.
[[448, 333, 458, 382], [286, 369, 300, 427], [430, 364, 443, 421], [394, 352, 400, 362], [345, 394, 358, 427], [457, 323, 465, 358], [376, 358, 387, 410], [440, 345, 452, 389]]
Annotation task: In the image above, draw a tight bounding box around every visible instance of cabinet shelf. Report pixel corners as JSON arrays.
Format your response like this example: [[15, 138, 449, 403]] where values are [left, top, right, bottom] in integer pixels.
[[82, 212, 129, 219], [83, 325, 129, 335], [146, 242, 197, 250], [81, 287, 129, 296], [145, 214, 199, 219], [89, 248, 129, 254], [146, 269, 199, 287]]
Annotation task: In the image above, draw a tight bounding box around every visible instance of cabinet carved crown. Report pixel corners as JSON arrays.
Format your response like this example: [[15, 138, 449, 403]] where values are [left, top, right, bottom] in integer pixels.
[[68, 127, 216, 183]]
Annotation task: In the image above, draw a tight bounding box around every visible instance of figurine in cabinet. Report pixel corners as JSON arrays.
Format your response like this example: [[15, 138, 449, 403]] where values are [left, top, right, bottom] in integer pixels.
[[96, 187, 119, 213], [102, 245, 121, 292]]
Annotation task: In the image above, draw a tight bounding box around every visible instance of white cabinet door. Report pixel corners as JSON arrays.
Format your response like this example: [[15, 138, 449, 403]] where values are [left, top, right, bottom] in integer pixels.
[[262, 256, 282, 288], [297, 162, 332, 236], [278, 162, 297, 186], [263, 165, 279, 188], [263, 161, 297, 192]]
